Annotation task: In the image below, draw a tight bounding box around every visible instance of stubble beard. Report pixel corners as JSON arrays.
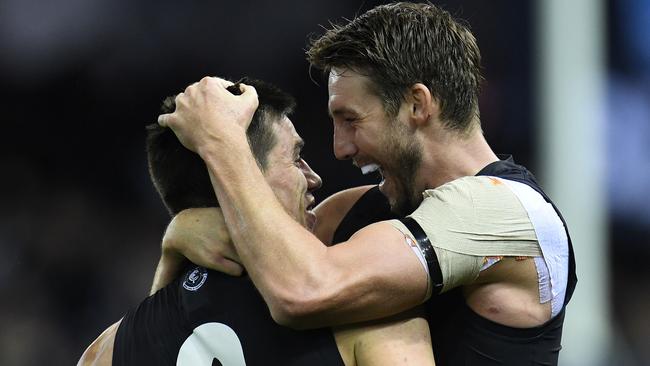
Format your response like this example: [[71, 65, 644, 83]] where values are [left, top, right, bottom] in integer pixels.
[[382, 119, 424, 217]]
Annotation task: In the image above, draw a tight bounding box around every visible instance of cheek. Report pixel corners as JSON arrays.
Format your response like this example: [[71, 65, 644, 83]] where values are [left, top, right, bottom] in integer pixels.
[[267, 172, 304, 209], [356, 126, 383, 152], [292, 172, 307, 200]]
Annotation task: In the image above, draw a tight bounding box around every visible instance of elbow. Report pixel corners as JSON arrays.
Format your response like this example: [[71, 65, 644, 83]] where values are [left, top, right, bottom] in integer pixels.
[[267, 286, 332, 329], [269, 304, 304, 329]]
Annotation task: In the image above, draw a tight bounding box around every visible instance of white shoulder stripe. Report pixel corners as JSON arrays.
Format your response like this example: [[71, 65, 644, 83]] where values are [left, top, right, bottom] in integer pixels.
[[496, 177, 569, 317]]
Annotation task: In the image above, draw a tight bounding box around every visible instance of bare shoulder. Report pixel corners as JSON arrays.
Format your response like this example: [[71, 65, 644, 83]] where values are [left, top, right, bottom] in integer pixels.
[[77, 320, 121, 366], [313, 185, 376, 245]]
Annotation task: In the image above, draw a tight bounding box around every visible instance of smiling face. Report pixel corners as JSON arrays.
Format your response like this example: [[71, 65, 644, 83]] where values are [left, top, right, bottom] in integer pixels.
[[263, 116, 322, 231], [328, 68, 424, 216]]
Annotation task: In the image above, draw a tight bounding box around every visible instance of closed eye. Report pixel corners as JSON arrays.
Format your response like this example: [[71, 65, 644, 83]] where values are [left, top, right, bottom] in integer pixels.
[[293, 139, 305, 166], [330, 107, 361, 124]]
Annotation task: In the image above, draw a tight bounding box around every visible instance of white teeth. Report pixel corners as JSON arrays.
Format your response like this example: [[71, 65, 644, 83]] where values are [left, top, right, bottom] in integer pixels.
[[360, 164, 380, 175]]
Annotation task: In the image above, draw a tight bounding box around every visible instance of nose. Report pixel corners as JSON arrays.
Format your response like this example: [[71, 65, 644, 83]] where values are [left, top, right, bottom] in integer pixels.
[[301, 159, 322, 192], [333, 122, 357, 160]]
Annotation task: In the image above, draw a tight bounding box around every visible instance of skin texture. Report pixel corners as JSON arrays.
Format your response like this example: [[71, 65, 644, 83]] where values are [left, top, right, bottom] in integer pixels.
[[78, 108, 436, 365], [77, 321, 120, 366], [261, 117, 321, 231], [328, 69, 424, 216], [327, 69, 551, 326], [160, 77, 429, 328], [151, 185, 378, 296], [334, 307, 434, 366], [158, 73, 550, 330]]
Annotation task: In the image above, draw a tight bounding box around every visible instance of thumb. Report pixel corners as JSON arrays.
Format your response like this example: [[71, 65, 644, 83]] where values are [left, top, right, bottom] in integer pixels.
[[238, 83, 259, 110], [158, 113, 172, 127]]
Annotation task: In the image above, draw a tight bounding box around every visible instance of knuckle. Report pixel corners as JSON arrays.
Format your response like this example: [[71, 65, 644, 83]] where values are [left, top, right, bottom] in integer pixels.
[[174, 92, 184, 103], [203, 77, 219, 89], [185, 82, 199, 94]]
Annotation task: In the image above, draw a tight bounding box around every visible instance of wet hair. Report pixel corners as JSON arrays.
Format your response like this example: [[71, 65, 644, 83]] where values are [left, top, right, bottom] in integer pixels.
[[307, 2, 482, 132], [146, 78, 296, 215]]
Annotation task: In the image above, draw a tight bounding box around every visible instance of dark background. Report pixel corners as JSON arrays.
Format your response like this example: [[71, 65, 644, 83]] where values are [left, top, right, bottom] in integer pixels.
[[0, 0, 648, 365]]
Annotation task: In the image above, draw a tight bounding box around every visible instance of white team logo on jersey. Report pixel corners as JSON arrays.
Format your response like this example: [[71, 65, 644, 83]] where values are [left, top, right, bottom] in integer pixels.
[[183, 267, 208, 291]]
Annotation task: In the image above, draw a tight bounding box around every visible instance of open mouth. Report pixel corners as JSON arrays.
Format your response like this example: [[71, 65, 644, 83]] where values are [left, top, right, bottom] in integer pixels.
[[360, 163, 380, 175], [304, 199, 317, 231], [305, 195, 316, 211], [359, 163, 385, 185]]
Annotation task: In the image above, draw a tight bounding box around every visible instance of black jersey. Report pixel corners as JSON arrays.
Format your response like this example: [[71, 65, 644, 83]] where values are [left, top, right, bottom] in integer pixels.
[[332, 156, 577, 366], [113, 267, 344, 366], [332, 185, 399, 243]]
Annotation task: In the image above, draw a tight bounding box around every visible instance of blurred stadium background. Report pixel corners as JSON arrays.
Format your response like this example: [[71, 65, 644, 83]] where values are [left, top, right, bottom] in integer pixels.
[[0, 0, 648, 364]]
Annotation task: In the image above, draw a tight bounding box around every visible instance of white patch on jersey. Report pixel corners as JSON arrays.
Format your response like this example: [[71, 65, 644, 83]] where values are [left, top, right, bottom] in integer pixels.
[[177, 322, 247, 365], [497, 177, 569, 318]]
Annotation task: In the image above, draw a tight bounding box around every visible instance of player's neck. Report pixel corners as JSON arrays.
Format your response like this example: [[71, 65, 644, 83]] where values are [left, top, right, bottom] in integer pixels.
[[419, 126, 499, 189]]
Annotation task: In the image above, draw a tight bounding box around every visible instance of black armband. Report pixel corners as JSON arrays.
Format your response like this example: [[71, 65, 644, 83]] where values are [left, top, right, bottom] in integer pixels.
[[399, 217, 444, 296]]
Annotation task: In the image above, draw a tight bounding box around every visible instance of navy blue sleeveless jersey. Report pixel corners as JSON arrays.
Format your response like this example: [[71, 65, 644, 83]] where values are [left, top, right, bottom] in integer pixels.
[[113, 267, 344, 365], [332, 156, 576, 366]]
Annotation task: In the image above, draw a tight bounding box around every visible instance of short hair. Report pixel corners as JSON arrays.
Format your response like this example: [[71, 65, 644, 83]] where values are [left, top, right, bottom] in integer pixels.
[[307, 2, 482, 132], [146, 78, 296, 215]]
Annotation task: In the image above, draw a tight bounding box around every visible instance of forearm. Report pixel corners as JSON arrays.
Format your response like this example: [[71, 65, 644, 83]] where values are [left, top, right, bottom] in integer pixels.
[[200, 142, 427, 327], [201, 141, 332, 320], [150, 250, 187, 295], [162, 78, 428, 326]]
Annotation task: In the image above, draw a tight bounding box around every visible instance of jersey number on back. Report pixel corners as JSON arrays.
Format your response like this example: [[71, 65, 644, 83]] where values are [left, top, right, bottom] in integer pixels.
[[177, 323, 246, 366]]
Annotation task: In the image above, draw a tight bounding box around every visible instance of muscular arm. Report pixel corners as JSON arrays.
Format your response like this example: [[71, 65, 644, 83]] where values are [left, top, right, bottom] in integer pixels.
[[160, 78, 428, 328], [202, 142, 427, 328], [150, 208, 243, 294], [150, 249, 187, 295], [77, 320, 121, 366], [149, 185, 374, 294]]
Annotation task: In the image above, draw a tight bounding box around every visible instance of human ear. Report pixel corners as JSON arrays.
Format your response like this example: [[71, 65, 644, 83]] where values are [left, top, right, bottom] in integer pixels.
[[408, 83, 439, 127]]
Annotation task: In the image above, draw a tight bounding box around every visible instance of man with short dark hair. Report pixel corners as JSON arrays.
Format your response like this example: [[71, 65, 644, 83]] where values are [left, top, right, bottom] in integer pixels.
[[78, 79, 435, 366], [157, 3, 576, 365]]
